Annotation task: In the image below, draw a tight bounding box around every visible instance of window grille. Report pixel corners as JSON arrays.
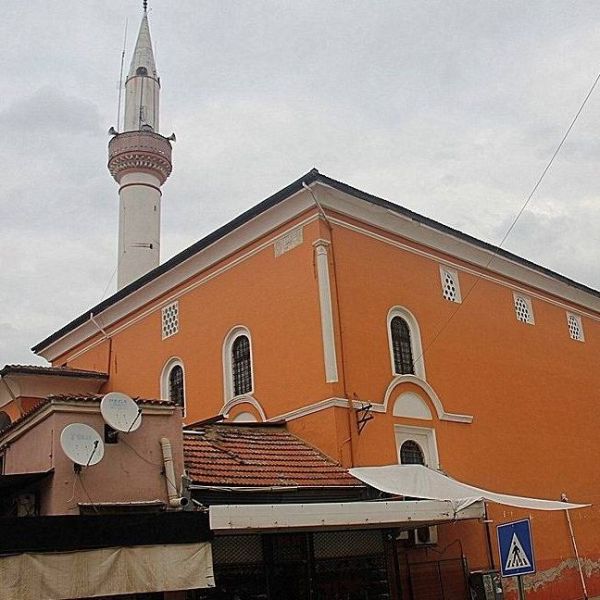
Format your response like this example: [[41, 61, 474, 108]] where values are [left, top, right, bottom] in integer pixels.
[[232, 335, 252, 395], [567, 313, 584, 341], [168, 365, 185, 408], [514, 295, 534, 324], [391, 317, 414, 375], [400, 440, 425, 465], [161, 301, 179, 339], [440, 267, 461, 303]]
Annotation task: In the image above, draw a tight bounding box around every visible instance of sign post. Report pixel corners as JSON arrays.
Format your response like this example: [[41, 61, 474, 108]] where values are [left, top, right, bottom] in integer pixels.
[[497, 519, 536, 599]]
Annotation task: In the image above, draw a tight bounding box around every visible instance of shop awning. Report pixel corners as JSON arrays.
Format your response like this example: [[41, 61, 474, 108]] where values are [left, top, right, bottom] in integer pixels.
[[349, 464, 590, 512], [210, 498, 485, 532], [0, 543, 215, 600]]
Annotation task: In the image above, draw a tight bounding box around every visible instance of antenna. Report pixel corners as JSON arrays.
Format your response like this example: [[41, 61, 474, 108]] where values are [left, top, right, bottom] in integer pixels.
[[116, 19, 128, 132], [60, 424, 105, 468], [143, 0, 148, 12], [101, 392, 143, 433]]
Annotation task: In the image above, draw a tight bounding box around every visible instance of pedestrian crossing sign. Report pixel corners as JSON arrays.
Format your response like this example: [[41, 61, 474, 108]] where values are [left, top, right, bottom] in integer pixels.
[[497, 519, 536, 577]]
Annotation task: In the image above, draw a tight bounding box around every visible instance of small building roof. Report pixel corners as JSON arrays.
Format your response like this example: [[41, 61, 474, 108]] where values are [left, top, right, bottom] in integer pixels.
[[184, 422, 360, 488], [0, 364, 108, 380]]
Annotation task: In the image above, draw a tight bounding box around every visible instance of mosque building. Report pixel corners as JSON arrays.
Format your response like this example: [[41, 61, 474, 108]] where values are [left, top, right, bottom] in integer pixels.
[[1, 4, 599, 600]]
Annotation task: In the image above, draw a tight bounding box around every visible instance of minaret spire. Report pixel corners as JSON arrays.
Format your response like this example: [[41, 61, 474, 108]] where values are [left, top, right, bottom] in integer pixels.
[[108, 7, 173, 290]]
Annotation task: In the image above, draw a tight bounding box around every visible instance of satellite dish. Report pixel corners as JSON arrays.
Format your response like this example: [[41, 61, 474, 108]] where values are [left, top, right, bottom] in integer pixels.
[[60, 423, 105, 466], [101, 392, 142, 433]]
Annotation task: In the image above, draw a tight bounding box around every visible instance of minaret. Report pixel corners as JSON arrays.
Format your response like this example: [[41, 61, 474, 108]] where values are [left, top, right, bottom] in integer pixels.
[[108, 2, 173, 290]]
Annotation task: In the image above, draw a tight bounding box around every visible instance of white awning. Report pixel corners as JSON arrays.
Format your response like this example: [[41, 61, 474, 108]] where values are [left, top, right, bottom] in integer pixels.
[[350, 464, 590, 512], [210, 498, 484, 532], [0, 543, 215, 600]]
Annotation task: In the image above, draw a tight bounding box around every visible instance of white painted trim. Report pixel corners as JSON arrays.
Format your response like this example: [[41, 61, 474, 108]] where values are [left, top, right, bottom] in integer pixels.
[[222, 326, 254, 402], [209, 499, 485, 532], [439, 265, 462, 304], [394, 424, 440, 469], [513, 292, 535, 325], [383, 375, 473, 423], [566, 312, 585, 342], [387, 306, 426, 380], [393, 392, 433, 420], [221, 395, 267, 422], [313, 240, 339, 383], [267, 397, 350, 422], [39, 207, 319, 363], [324, 214, 600, 320], [160, 357, 186, 417]]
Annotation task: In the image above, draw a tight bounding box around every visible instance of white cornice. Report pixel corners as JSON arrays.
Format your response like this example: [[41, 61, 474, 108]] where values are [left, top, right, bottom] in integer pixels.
[[38, 180, 600, 363]]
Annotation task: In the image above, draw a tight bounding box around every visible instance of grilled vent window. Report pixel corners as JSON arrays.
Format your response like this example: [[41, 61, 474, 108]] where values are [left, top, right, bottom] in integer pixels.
[[391, 316, 415, 375], [232, 335, 252, 395], [400, 440, 425, 465], [161, 301, 179, 339], [567, 313, 584, 341], [514, 295, 534, 324], [168, 365, 185, 408], [440, 267, 461, 303]]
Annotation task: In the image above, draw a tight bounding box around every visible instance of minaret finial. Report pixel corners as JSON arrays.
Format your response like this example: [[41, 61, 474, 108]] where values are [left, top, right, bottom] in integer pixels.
[[143, 0, 148, 13]]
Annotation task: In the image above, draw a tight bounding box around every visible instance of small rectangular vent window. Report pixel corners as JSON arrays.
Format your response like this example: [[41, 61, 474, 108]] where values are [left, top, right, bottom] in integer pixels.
[[161, 301, 179, 339], [513, 293, 534, 324], [567, 313, 584, 341], [439, 266, 461, 303]]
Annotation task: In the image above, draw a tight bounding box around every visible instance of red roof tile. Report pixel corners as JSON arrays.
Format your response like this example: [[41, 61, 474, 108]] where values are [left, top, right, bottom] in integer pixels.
[[0, 365, 108, 379], [184, 423, 361, 488], [0, 394, 172, 438]]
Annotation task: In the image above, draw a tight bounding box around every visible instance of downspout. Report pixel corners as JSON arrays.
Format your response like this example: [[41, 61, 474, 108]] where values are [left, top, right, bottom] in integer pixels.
[[160, 437, 189, 508], [89, 312, 113, 377], [302, 181, 356, 467], [562, 492, 588, 600]]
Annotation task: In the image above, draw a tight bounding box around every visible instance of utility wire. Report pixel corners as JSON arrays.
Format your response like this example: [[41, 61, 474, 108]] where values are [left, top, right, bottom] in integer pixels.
[[415, 67, 600, 364]]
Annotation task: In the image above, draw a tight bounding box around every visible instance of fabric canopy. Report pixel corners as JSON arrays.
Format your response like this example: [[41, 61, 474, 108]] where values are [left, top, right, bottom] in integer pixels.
[[349, 464, 589, 513], [0, 543, 215, 600]]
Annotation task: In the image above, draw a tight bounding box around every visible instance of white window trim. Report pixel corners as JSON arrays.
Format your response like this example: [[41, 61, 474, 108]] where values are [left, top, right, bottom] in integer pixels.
[[439, 265, 462, 303], [387, 306, 426, 380], [223, 325, 254, 402], [394, 424, 439, 469], [160, 357, 186, 416], [566, 312, 585, 341], [513, 292, 535, 325]]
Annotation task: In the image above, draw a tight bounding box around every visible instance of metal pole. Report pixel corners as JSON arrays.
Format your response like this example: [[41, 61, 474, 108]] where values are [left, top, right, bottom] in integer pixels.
[[483, 502, 496, 569], [562, 493, 588, 600], [517, 575, 526, 600]]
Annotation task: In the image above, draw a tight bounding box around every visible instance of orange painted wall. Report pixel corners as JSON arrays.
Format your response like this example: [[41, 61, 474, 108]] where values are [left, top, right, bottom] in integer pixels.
[[52, 198, 600, 599]]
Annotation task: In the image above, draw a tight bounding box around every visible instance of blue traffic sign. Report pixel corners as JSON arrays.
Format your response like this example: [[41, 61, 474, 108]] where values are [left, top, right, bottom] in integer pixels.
[[497, 518, 536, 577]]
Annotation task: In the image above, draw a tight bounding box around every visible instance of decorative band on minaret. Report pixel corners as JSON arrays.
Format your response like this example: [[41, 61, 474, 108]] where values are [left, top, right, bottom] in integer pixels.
[[107, 8, 173, 290]]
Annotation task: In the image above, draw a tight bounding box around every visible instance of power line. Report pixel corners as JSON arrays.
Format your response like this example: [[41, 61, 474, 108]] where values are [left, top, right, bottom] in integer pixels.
[[417, 67, 600, 363]]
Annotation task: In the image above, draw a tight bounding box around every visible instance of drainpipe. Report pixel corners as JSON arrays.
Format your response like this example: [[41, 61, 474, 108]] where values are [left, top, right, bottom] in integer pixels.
[[160, 437, 188, 508], [562, 492, 588, 600]]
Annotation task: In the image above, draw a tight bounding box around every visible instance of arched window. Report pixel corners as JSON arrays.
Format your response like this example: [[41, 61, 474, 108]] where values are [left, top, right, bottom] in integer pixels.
[[390, 316, 414, 375], [169, 365, 185, 408], [160, 358, 186, 416], [400, 440, 425, 465], [232, 335, 252, 396], [387, 307, 425, 380]]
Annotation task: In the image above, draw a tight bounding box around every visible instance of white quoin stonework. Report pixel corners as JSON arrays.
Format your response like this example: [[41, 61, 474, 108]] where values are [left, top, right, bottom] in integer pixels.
[[108, 11, 172, 290]]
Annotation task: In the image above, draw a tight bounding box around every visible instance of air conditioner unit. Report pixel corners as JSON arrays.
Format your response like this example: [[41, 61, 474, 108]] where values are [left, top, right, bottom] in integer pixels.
[[412, 525, 438, 546]]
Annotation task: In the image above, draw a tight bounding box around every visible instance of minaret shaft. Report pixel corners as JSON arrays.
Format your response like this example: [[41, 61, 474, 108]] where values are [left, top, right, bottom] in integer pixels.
[[108, 10, 172, 290]]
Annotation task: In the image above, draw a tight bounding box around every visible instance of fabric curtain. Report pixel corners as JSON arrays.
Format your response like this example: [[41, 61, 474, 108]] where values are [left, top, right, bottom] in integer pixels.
[[0, 542, 214, 600]]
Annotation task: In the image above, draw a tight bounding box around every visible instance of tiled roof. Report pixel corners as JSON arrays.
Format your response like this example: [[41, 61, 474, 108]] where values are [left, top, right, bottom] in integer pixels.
[[0, 394, 172, 438], [0, 364, 108, 379], [184, 423, 361, 488]]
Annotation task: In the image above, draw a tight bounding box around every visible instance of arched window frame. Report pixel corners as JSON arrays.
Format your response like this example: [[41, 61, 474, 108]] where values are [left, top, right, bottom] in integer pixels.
[[160, 357, 186, 416], [223, 326, 254, 402], [394, 424, 439, 468], [387, 306, 426, 380]]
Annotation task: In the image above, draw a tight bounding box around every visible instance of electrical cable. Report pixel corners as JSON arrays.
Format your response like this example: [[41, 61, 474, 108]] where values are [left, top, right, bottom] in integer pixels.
[[415, 67, 600, 364]]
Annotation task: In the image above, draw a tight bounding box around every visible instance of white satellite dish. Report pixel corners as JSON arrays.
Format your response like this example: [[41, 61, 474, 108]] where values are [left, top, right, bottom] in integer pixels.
[[101, 392, 142, 433], [60, 423, 105, 466]]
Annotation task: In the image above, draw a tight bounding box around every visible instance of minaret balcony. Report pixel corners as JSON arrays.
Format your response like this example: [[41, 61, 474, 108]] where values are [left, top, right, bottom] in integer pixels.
[[108, 131, 173, 185]]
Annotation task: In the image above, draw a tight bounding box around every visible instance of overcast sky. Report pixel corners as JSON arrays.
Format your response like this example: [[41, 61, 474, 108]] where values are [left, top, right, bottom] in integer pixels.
[[1, 1, 600, 366]]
